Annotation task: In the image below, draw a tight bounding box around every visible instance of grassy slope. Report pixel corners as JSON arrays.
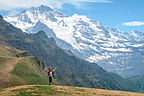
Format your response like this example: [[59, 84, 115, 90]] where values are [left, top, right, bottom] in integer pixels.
[[11, 56, 49, 85], [0, 43, 49, 89], [0, 43, 24, 57], [0, 85, 144, 96]]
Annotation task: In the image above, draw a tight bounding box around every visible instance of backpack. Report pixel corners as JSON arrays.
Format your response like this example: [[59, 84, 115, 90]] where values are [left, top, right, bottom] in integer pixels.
[[47, 71, 50, 77]]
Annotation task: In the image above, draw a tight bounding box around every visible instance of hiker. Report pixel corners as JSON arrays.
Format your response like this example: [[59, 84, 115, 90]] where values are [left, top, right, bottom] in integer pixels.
[[45, 67, 57, 85]]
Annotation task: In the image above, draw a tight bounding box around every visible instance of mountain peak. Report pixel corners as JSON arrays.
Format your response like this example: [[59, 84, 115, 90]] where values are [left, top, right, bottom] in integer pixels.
[[36, 21, 46, 26], [0, 15, 3, 20], [37, 5, 53, 12], [4, 5, 144, 78], [36, 30, 47, 36]]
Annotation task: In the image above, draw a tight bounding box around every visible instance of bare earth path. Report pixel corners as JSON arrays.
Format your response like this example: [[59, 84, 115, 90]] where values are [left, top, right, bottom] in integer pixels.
[[0, 56, 22, 86]]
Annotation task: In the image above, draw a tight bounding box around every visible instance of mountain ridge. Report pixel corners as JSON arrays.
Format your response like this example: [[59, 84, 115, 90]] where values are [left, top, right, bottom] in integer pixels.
[[4, 5, 144, 78], [0, 14, 139, 91]]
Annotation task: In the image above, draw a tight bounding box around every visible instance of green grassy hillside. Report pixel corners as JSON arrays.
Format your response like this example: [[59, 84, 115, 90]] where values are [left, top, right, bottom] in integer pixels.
[[11, 56, 49, 85], [0, 43, 24, 57], [0, 43, 50, 89]]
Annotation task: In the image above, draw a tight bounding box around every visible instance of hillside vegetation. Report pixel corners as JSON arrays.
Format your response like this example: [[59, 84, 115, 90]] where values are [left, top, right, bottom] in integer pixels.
[[0, 43, 50, 89], [0, 85, 144, 96]]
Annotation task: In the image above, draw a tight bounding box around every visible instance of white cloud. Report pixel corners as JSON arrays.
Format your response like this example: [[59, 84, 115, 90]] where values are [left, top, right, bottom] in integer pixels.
[[0, 0, 111, 10], [0, 0, 61, 10], [123, 21, 144, 26], [61, 0, 111, 9]]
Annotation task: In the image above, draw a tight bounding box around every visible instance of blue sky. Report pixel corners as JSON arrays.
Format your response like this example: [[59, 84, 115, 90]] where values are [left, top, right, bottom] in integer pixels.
[[0, 0, 144, 32]]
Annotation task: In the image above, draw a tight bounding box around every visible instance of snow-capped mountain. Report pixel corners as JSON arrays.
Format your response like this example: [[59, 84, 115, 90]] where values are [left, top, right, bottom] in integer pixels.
[[5, 5, 144, 77]]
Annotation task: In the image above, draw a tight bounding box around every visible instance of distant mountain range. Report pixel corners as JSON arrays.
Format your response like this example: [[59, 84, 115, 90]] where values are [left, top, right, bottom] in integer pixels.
[[4, 5, 144, 78], [0, 14, 141, 91]]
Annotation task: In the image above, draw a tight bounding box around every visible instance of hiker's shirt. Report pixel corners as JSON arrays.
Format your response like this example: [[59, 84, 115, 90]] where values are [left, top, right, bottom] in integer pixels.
[[49, 72, 53, 77]]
